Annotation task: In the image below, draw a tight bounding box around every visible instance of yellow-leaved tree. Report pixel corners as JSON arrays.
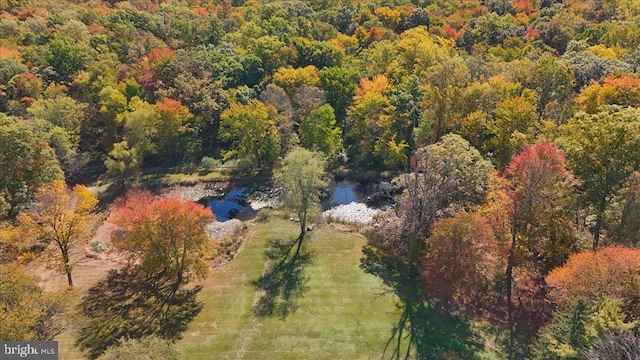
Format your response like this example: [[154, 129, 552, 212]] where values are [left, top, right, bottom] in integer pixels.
[[19, 180, 98, 288]]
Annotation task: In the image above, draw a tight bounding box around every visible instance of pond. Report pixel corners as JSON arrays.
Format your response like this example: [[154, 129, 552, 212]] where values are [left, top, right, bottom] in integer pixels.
[[322, 180, 394, 210], [201, 188, 248, 222], [200, 180, 395, 221], [328, 181, 360, 207]]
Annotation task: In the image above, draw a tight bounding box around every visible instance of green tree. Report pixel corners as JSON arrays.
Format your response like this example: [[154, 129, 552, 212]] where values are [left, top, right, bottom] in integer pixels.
[[415, 59, 471, 144], [275, 147, 327, 242], [0, 59, 27, 86], [400, 134, 495, 229], [318, 65, 360, 123], [299, 104, 342, 158], [219, 100, 280, 168], [532, 298, 635, 359], [121, 97, 158, 161], [27, 95, 87, 169], [95, 86, 128, 152], [245, 35, 287, 76], [47, 37, 89, 83], [559, 106, 640, 248], [0, 114, 63, 217], [532, 56, 575, 123], [105, 141, 139, 190]]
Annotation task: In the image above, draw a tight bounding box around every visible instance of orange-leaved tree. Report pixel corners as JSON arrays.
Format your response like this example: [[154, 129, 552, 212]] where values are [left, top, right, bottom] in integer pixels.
[[546, 245, 640, 319], [109, 191, 215, 286], [18, 180, 98, 288]]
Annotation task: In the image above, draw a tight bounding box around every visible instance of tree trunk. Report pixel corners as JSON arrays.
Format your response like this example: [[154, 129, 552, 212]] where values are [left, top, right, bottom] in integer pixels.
[[63, 250, 73, 287], [593, 212, 603, 250], [66, 266, 74, 288], [506, 228, 517, 360], [506, 198, 518, 360], [593, 200, 606, 250]]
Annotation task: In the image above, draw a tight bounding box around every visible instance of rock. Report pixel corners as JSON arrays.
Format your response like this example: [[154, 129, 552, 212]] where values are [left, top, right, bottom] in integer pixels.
[[206, 219, 243, 241], [323, 202, 379, 225]]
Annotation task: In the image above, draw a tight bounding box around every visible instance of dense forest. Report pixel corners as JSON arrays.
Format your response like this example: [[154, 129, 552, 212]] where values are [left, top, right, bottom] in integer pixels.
[[2, 0, 640, 358]]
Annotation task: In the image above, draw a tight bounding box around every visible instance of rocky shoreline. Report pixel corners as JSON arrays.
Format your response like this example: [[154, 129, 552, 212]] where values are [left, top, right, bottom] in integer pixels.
[[323, 202, 380, 226], [164, 182, 391, 228]]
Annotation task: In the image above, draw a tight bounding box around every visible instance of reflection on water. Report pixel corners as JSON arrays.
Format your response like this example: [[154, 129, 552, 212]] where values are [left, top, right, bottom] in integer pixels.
[[323, 180, 394, 210], [331, 181, 360, 206], [203, 188, 247, 222]]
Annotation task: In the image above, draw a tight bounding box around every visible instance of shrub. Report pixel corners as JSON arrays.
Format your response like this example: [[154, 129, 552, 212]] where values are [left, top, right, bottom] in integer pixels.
[[90, 240, 106, 253], [200, 156, 220, 171]]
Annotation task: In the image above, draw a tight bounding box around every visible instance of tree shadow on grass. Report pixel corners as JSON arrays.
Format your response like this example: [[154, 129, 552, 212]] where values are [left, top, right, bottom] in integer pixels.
[[75, 268, 203, 359], [252, 236, 312, 318], [361, 246, 481, 360]]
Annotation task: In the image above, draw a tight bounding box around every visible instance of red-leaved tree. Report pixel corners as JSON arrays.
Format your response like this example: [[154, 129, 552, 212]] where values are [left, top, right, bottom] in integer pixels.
[[109, 190, 215, 286], [502, 141, 577, 357]]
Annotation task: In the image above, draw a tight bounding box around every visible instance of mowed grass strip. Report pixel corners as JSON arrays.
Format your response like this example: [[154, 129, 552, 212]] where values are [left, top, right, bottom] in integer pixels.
[[178, 218, 399, 360]]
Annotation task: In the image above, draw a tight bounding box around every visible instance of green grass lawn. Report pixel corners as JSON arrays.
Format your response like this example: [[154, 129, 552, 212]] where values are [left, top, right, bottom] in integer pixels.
[[177, 218, 400, 360]]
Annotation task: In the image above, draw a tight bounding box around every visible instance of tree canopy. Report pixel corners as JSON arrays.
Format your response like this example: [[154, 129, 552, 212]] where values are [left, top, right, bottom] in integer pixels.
[[109, 191, 215, 285]]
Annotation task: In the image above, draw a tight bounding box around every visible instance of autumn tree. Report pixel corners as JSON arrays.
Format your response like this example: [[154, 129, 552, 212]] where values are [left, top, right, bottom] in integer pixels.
[[559, 106, 640, 248], [346, 75, 400, 167], [0, 114, 63, 217], [154, 69, 227, 153], [260, 84, 294, 119], [502, 141, 576, 357], [109, 191, 214, 286], [490, 95, 538, 169], [577, 74, 640, 114], [272, 66, 320, 96], [420, 212, 506, 316], [361, 134, 493, 358], [219, 99, 281, 168], [18, 180, 98, 287], [153, 97, 197, 162], [275, 148, 327, 243], [367, 134, 494, 289], [546, 246, 640, 319], [0, 264, 65, 341]]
